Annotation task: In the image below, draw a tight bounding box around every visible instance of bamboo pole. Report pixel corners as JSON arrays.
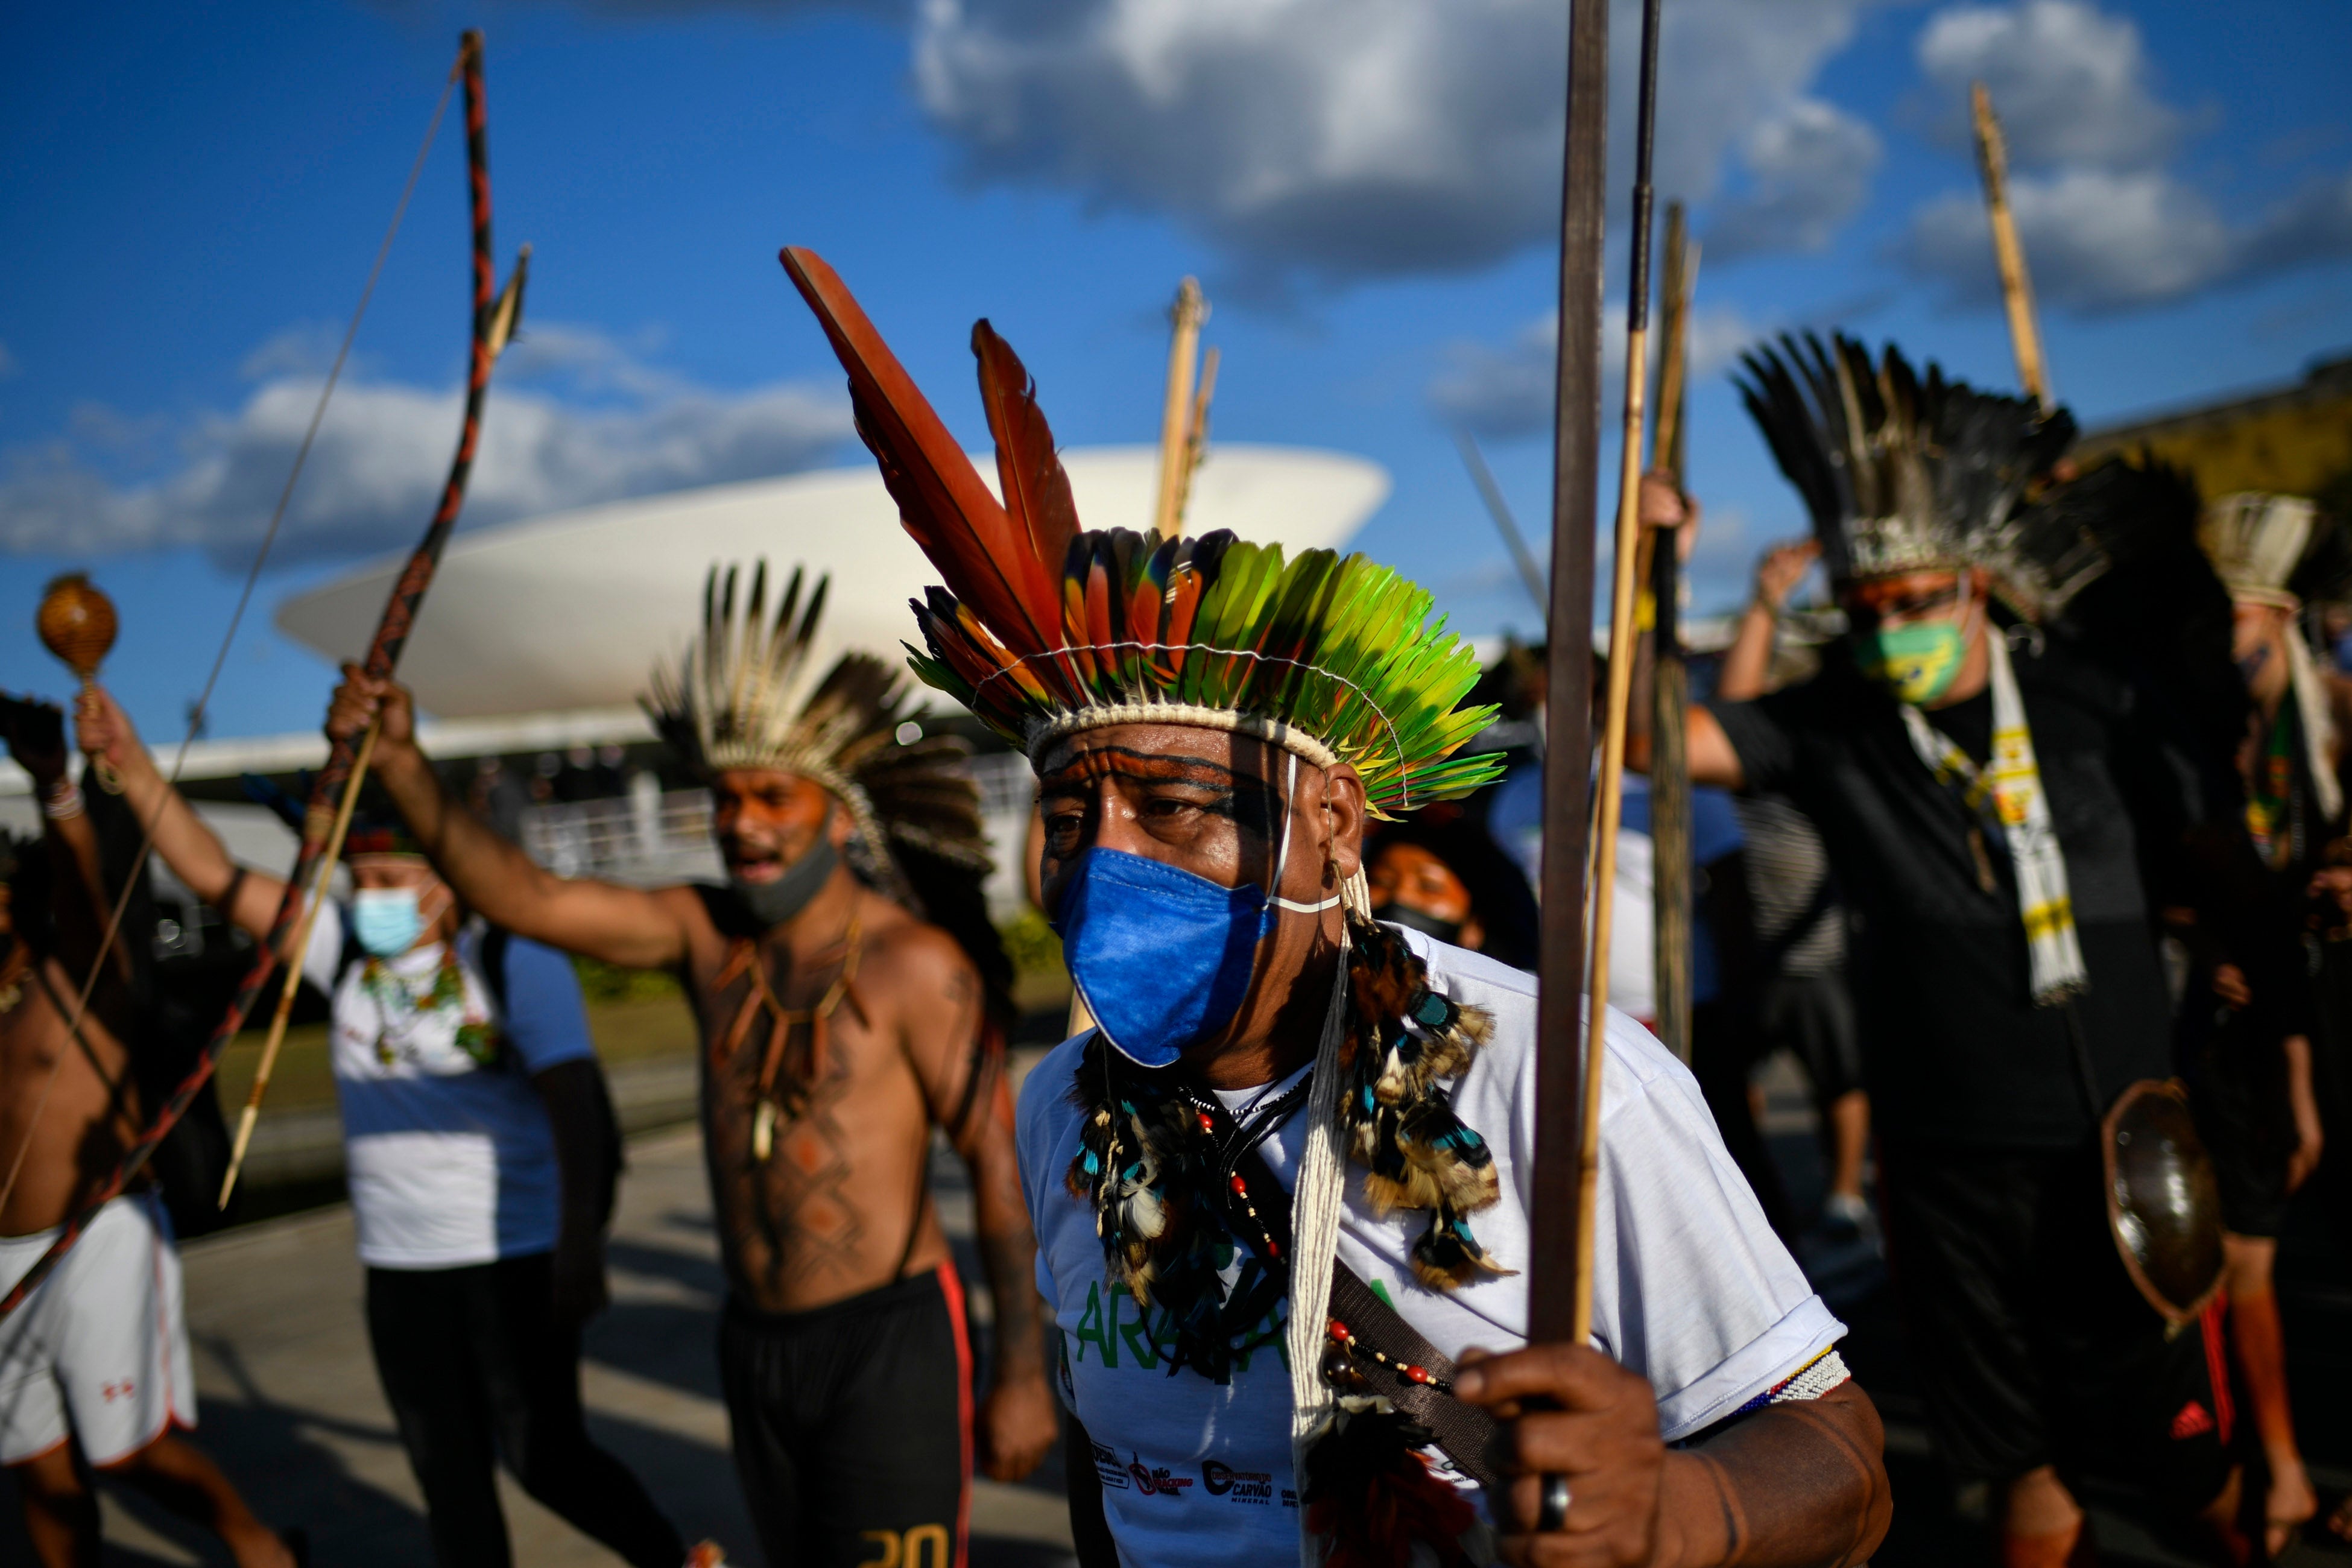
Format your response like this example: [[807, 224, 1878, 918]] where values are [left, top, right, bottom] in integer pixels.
[[1567, 0, 1666, 1344], [1170, 346, 1219, 528], [218, 720, 381, 1206], [1151, 279, 1209, 539], [1648, 205, 1695, 1067], [1972, 82, 2051, 413]]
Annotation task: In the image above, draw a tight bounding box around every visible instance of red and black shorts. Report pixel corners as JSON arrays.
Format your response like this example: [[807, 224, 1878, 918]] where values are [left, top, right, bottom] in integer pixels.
[[719, 1262, 975, 1567]]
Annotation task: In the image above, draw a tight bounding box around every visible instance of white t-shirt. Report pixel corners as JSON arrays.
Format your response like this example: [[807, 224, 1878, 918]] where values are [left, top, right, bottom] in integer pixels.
[[303, 906, 595, 1269], [1016, 929, 1843, 1568]]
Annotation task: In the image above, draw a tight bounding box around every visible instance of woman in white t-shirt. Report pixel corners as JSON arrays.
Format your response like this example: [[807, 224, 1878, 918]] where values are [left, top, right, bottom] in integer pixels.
[[84, 689, 701, 1568]]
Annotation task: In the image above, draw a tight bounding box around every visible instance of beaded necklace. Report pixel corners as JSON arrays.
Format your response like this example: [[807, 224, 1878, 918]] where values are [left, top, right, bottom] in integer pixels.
[[361, 944, 501, 1068]]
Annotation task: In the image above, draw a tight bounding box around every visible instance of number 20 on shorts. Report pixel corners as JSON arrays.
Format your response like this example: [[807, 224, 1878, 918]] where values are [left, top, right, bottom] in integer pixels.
[[857, 1525, 950, 1567]]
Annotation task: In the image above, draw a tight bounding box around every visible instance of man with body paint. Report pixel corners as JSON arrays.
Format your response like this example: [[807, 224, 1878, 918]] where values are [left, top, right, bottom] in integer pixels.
[[317, 563, 1057, 1568]]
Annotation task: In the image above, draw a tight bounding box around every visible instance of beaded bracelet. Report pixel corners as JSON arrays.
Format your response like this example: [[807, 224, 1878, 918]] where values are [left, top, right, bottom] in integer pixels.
[[40, 780, 85, 821]]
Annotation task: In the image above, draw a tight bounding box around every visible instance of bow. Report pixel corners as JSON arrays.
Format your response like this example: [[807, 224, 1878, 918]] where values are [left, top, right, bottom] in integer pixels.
[[1, 28, 527, 1317]]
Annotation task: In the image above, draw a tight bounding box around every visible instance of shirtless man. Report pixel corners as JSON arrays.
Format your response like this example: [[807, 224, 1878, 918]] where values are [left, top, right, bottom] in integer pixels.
[[323, 566, 1057, 1567], [0, 695, 292, 1568]]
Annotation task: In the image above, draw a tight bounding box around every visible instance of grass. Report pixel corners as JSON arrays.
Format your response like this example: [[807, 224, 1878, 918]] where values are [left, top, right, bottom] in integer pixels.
[[213, 992, 701, 1117], [214, 914, 1068, 1118]]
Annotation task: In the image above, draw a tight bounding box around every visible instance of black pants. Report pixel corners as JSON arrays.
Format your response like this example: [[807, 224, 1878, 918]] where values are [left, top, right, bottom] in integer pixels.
[[1880, 1139, 2233, 1503], [365, 1254, 682, 1568], [720, 1263, 971, 1568]]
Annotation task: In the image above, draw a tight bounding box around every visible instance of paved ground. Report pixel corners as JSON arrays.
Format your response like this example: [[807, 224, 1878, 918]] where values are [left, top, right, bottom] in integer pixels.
[[0, 1124, 1076, 1567], [15, 1052, 2352, 1564]]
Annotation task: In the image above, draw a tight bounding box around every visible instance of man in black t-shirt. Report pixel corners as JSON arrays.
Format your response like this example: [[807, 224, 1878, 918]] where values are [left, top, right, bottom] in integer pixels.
[[1663, 334, 2249, 1567]]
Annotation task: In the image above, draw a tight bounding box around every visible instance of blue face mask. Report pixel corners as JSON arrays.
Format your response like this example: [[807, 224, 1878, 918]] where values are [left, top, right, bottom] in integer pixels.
[[352, 887, 426, 957], [1049, 754, 1338, 1068]]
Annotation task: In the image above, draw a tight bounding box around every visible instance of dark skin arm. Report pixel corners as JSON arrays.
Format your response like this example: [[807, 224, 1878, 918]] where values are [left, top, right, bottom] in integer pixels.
[[895, 929, 1057, 1481], [4, 696, 125, 990], [324, 670, 700, 970], [1458, 1344, 1889, 1567], [534, 1058, 620, 1325]]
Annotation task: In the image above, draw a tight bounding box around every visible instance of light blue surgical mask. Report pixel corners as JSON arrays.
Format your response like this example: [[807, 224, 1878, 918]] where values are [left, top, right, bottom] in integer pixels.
[[1050, 754, 1338, 1068], [352, 887, 426, 957]]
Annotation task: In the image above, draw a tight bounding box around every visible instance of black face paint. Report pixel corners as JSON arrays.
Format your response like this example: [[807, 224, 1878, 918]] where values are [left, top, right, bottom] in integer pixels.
[[732, 832, 839, 929], [1370, 900, 1464, 948], [2239, 645, 2272, 683]]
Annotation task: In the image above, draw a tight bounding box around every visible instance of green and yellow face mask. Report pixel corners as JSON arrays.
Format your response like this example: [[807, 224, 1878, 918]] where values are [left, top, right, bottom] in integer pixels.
[[1853, 577, 1973, 706], [1857, 621, 1967, 705]]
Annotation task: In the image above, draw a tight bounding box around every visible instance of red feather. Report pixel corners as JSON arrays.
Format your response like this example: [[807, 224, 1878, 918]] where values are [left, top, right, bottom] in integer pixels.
[[780, 248, 1058, 659], [1156, 554, 1204, 686], [972, 320, 1081, 614]]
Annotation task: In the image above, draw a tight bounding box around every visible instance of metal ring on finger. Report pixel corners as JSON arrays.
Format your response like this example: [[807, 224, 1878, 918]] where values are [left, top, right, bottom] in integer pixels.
[[1537, 1472, 1572, 1532]]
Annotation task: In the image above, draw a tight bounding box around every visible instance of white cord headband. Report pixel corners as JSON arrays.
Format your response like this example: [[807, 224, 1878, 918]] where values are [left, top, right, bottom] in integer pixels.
[[984, 636, 1415, 809]]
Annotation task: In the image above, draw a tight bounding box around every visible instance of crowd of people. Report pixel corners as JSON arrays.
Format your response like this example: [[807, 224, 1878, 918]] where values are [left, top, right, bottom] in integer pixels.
[[0, 245, 2344, 1568]]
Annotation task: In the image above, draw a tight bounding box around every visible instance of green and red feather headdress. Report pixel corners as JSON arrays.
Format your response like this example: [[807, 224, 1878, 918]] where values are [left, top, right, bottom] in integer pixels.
[[778, 247, 1501, 818]]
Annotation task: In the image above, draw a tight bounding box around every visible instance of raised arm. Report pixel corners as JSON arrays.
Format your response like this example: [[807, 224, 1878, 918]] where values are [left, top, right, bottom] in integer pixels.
[[889, 924, 1057, 1483], [5, 695, 123, 987], [326, 669, 694, 970], [74, 686, 289, 950], [1718, 541, 1818, 703]]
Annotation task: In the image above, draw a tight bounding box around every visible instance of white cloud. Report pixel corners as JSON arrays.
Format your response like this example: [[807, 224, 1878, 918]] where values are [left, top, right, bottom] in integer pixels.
[[1900, 166, 2232, 309], [0, 323, 853, 566], [1913, 0, 2183, 169], [1428, 300, 1767, 439], [1898, 0, 2352, 312], [912, 0, 1886, 286], [1707, 98, 1883, 261]]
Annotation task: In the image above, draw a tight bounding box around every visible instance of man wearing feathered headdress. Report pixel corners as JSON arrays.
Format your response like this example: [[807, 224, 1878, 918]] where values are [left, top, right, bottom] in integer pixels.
[[773, 248, 1890, 1568], [1670, 333, 2252, 1563], [2180, 490, 2352, 1553], [324, 565, 1058, 1566]]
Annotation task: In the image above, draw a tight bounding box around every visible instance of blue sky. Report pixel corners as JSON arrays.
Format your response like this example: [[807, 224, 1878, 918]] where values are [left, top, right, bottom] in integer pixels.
[[4, 0, 2349, 742]]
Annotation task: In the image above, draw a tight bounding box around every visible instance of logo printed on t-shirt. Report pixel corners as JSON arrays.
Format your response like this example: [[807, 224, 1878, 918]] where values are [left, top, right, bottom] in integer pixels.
[[1090, 1440, 1129, 1490], [1066, 1276, 1285, 1376], [1203, 1459, 1274, 1502], [2170, 1400, 2216, 1440], [1127, 1455, 1195, 1497]]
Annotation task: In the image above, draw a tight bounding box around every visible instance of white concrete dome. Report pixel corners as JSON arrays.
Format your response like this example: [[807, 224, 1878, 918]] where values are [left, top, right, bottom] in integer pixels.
[[275, 443, 1388, 719]]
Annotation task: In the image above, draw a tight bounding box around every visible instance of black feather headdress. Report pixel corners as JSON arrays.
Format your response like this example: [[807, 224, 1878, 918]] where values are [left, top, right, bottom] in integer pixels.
[[1737, 333, 2082, 616]]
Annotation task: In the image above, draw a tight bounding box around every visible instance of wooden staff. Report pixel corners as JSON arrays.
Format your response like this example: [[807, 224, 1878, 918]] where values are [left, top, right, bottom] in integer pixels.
[[1571, 0, 1668, 1339], [1646, 204, 1696, 1067], [217, 721, 378, 1206], [1972, 82, 2050, 413], [1172, 346, 1220, 526], [1151, 277, 1209, 538], [1527, 0, 1618, 1344], [0, 31, 526, 1315]]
